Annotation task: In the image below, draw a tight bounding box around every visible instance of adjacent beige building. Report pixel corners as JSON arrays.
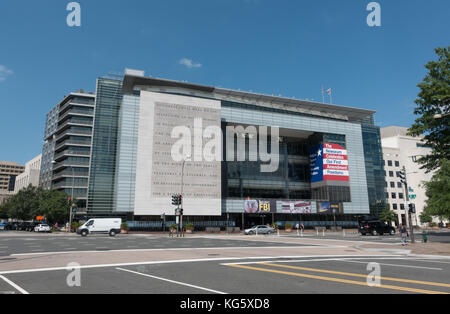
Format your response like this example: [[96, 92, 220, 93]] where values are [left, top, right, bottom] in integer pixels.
[[381, 126, 435, 227], [14, 154, 42, 193]]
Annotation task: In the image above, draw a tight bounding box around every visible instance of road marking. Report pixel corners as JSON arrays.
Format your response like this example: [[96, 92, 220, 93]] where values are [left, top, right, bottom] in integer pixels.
[[222, 256, 411, 265], [9, 245, 328, 257], [116, 267, 227, 294], [338, 260, 442, 271], [412, 259, 450, 265], [0, 275, 29, 294], [199, 235, 401, 246], [0, 255, 399, 275], [226, 264, 449, 294], [260, 263, 450, 288]]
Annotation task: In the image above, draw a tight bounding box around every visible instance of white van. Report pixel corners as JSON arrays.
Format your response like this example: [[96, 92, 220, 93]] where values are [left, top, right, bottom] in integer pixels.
[[77, 218, 122, 237]]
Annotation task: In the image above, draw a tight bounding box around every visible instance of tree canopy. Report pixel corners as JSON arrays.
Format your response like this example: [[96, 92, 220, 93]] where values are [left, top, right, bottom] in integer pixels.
[[378, 208, 398, 224], [422, 159, 450, 220], [3, 186, 72, 224], [408, 47, 450, 172]]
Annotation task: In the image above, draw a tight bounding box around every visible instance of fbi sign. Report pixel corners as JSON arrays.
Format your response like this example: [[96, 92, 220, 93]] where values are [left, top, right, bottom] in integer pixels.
[[244, 200, 276, 214]]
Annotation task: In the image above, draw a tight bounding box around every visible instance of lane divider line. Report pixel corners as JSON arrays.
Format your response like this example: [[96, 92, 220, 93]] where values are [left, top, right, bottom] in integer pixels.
[[116, 267, 227, 294], [261, 263, 450, 288], [227, 264, 449, 294], [0, 275, 29, 294]]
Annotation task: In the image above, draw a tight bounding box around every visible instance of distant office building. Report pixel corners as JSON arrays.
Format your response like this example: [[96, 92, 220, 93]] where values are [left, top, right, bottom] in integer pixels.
[[14, 154, 42, 193], [39, 92, 95, 213], [0, 161, 25, 192], [81, 70, 387, 228], [0, 161, 25, 206], [381, 126, 434, 227]]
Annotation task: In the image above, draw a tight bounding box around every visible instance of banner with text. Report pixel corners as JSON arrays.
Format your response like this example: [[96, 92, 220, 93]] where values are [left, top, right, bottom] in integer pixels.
[[310, 143, 349, 183], [244, 200, 277, 214], [281, 201, 312, 214]]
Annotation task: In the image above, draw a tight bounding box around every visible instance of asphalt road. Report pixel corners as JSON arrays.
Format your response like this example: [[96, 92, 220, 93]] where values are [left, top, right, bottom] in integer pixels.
[[1, 256, 450, 294], [1, 232, 449, 295], [0, 232, 308, 256]]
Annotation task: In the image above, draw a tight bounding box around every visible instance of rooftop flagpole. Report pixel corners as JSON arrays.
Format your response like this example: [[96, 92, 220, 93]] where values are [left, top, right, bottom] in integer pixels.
[[321, 85, 325, 103]]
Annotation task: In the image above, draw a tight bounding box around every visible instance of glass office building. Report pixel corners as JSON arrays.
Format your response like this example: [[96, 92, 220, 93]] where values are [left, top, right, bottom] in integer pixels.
[[84, 71, 387, 228]]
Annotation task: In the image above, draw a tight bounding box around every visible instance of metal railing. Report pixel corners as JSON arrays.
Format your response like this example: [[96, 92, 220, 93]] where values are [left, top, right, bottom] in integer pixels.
[[58, 109, 94, 122], [59, 101, 94, 114], [52, 160, 90, 170], [56, 119, 93, 132], [55, 139, 91, 151], [53, 149, 90, 160]]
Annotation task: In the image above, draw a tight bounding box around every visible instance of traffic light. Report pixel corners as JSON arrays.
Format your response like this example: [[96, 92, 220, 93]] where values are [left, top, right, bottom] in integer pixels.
[[398, 170, 406, 185], [409, 204, 416, 214], [172, 195, 182, 206], [172, 195, 178, 206]]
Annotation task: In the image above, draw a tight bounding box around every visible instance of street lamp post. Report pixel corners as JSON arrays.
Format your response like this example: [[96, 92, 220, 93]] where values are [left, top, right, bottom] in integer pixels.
[[401, 167, 415, 244], [69, 167, 75, 233], [180, 156, 190, 238]]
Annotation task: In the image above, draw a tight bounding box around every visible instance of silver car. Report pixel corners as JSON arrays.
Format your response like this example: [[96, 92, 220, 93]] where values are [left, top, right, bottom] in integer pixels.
[[244, 225, 275, 235]]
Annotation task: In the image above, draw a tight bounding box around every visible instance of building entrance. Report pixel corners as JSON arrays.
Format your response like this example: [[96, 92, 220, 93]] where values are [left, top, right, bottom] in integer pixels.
[[244, 214, 274, 229]]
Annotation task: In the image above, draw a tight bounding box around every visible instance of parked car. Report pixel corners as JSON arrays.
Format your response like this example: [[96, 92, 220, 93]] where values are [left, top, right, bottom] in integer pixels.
[[244, 225, 275, 235], [34, 224, 51, 233], [359, 221, 396, 236], [77, 218, 122, 237], [3, 222, 15, 231], [28, 222, 42, 232], [17, 222, 35, 231]]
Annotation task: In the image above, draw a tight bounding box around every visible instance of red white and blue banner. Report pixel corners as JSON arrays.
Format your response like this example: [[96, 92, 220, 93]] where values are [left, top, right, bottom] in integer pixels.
[[310, 143, 350, 183]]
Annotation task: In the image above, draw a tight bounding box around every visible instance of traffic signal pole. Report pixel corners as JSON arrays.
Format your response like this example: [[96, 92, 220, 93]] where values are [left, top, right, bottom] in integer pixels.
[[401, 167, 415, 244]]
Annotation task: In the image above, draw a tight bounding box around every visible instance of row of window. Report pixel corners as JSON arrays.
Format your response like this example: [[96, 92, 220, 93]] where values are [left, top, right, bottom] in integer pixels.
[[389, 203, 406, 210], [386, 192, 404, 199], [386, 170, 403, 178], [384, 160, 401, 167], [386, 181, 403, 189], [0, 165, 24, 169]]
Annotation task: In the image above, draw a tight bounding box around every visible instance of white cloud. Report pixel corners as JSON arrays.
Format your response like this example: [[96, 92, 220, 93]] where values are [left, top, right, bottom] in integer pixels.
[[179, 58, 202, 69], [0, 65, 13, 81]]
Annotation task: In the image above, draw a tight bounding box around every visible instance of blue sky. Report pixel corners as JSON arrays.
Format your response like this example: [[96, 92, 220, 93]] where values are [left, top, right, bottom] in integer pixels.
[[0, 0, 449, 164]]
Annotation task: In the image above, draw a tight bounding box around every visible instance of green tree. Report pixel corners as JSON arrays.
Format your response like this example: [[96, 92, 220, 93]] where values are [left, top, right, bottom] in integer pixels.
[[378, 208, 399, 224], [4, 185, 42, 221], [420, 211, 433, 225], [0, 207, 7, 219], [422, 159, 450, 220], [38, 190, 71, 224], [408, 47, 450, 172]]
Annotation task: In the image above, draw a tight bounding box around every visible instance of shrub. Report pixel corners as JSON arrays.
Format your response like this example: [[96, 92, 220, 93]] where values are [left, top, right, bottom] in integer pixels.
[[121, 222, 129, 231], [186, 223, 194, 231], [169, 224, 177, 230], [285, 223, 293, 230]]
